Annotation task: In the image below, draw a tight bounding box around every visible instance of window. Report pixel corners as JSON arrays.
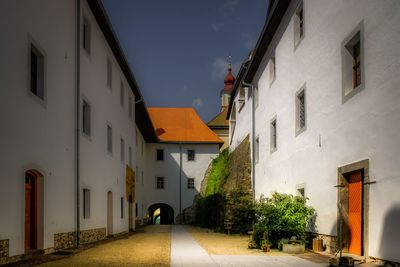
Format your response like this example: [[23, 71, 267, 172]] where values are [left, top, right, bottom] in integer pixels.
[[129, 146, 132, 166], [83, 189, 90, 219], [107, 58, 112, 89], [135, 130, 138, 147], [294, 1, 305, 48], [342, 21, 364, 103], [120, 197, 124, 219], [83, 17, 91, 54], [156, 149, 164, 161], [107, 125, 112, 153], [270, 118, 277, 152], [30, 44, 45, 100], [255, 136, 260, 163], [141, 171, 144, 185], [296, 87, 306, 135], [135, 203, 138, 217], [187, 178, 195, 189], [82, 100, 91, 136], [129, 95, 133, 120], [187, 149, 195, 161], [156, 177, 164, 189], [297, 187, 305, 197], [120, 138, 125, 163], [230, 103, 237, 140], [238, 87, 246, 110], [269, 56, 276, 86], [120, 81, 125, 107]]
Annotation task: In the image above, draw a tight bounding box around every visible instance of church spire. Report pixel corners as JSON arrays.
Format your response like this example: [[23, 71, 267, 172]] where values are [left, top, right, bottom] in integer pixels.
[[220, 55, 236, 109]]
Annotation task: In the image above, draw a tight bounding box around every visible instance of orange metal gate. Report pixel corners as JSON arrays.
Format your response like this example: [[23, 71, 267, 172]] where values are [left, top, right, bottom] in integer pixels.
[[348, 171, 362, 255]]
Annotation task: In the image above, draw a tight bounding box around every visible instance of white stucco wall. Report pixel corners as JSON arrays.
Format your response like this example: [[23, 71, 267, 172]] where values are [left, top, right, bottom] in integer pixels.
[[229, 89, 253, 151], [144, 143, 220, 222], [79, 1, 137, 236], [249, 0, 400, 262], [134, 127, 147, 223], [0, 0, 76, 256]]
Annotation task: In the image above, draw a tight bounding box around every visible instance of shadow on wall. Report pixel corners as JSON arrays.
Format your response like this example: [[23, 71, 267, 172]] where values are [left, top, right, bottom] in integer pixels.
[[378, 203, 400, 264]]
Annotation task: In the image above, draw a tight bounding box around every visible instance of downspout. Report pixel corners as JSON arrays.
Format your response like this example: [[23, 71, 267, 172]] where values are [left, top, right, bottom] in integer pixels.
[[179, 143, 182, 224], [75, 0, 81, 247], [242, 82, 256, 202]]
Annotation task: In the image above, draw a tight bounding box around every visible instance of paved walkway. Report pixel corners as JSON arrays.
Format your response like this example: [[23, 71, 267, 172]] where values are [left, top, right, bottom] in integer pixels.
[[170, 225, 326, 267]]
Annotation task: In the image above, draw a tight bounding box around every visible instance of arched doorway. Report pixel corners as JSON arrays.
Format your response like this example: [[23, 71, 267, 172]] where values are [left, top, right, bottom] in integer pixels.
[[24, 170, 43, 251], [148, 203, 174, 225], [107, 191, 113, 236]]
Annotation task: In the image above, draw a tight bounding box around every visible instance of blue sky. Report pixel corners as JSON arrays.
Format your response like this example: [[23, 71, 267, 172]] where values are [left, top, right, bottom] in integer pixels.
[[102, 0, 268, 122]]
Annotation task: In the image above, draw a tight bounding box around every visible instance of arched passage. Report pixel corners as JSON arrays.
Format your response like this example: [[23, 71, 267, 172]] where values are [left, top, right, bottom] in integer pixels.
[[148, 203, 174, 225]]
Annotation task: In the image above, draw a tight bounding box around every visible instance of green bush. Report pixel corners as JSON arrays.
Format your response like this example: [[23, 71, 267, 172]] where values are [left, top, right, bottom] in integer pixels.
[[229, 189, 255, 233], [205, 148, 230, 196], [252, 193, 315, 248], [194, 193, 225, 229]]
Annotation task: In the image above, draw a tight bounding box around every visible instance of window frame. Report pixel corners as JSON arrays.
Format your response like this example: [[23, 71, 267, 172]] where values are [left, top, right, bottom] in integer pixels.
[[82, 99, 91, 138], [120, 197, 124, 219], [295, 85, 307, 136], [107, 124, 113, 154], [270, 116, 277, 153], [269, 56, 276, 86], [156, 176, 165, 189], [187, 178, 195, 189], [83, 188, 91, 219], [156, 149, 164, 161], [29, 42, 46, 104], [120, 137, 125, 163], [187, 149, 196, 162], [341, 21, 365, 104], [293, 1, 305, 50], [83, 16, 91, 55]]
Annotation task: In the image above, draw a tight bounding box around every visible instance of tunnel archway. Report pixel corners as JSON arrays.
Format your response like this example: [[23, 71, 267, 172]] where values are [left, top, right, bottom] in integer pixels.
[[148, 203, 174, 225]]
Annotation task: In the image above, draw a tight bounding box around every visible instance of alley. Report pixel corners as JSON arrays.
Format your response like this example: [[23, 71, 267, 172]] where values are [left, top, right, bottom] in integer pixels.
[[34, 225, 331, 267]]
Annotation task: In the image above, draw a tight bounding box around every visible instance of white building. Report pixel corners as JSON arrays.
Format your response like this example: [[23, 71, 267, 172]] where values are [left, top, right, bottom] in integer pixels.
[[228, 0, 400, 263], [143, 108, 222, 224], [0, 0, 158, 263]]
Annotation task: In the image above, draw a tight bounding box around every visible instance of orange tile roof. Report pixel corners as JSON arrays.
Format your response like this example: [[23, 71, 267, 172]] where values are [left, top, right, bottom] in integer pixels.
[[148, 107, 224, 144]]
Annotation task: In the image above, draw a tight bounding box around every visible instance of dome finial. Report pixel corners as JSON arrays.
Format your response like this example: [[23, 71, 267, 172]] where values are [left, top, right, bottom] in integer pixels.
[[228, 54, 232, 70]]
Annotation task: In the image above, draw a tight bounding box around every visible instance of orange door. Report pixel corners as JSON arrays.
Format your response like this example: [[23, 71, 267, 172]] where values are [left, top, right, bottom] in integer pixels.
[[348, 171, 362, 255]]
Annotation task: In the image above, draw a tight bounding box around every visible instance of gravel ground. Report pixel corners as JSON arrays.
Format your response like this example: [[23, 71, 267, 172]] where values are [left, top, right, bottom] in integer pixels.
[[38, 225, 171, 267], [184, 226, 288, 256]]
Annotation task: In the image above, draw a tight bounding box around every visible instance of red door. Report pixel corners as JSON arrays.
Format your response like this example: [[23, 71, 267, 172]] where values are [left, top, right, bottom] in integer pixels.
[[348, 171, 362, 255], [25, 174, 36, 250]]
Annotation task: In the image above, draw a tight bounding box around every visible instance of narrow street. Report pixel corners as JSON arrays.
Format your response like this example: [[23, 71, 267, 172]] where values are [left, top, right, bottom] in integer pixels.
[[35, 225, 330, 267]]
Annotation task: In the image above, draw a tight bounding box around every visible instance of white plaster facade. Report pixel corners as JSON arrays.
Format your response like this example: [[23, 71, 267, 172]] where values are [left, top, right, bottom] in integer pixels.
[[0, 0, 77, 257], [229, 0, 400, 262], [143, 143, 220, 222]]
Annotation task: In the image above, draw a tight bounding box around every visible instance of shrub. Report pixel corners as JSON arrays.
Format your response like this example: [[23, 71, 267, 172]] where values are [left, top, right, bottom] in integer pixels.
[[252, 192, 315, 248], [205, 148, 230, 196], [228, 189, 255, 233], [194, 193, 225, 229]]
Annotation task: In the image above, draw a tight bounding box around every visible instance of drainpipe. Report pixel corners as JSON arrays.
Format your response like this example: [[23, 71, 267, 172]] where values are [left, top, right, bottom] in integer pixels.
[[179, 143, 182, 224], [75, 0, 81, 247], [242, 82, 256, 202]]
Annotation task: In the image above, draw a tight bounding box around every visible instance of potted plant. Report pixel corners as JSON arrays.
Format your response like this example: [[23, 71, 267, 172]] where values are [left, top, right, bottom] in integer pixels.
[[261, 239, 271, 252]]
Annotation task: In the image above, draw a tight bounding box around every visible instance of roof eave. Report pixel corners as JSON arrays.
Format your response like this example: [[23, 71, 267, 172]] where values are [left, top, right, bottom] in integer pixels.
[[87, 0, 158, 143]]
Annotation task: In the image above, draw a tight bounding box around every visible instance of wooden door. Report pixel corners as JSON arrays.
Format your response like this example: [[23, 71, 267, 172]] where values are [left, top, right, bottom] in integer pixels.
[[25, 174, 36, 250], [107, 191, 113, 236], [348, 171, 362, 255]]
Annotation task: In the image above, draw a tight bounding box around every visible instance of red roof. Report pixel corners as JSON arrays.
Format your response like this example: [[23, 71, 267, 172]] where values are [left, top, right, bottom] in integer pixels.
[[148, 107, 224, 144], [223, 67, 235, 93]]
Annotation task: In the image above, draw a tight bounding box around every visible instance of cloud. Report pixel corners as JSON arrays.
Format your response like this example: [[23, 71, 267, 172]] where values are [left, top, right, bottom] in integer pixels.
[[220, 0, 240, 14], [211, 57, 241, 81], [192, 98, 204, 109], [241, 32, 256, 50], [211, 23, 224, 32]]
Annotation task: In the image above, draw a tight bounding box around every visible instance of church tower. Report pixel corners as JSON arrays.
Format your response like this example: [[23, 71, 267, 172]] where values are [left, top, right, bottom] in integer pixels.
[[208, 59, 236, 150], [220, 63, 236, 111]]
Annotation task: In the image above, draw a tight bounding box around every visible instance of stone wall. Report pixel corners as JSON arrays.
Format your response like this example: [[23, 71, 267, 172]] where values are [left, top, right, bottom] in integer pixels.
[[54, 232, 76, 250], [79, 228, 106, 244], [0, 239, 9, 263]]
